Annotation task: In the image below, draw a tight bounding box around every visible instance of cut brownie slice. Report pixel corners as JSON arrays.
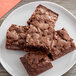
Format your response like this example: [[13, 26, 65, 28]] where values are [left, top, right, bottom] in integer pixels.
[[27, 4, 59, 28], [49, 28, 76, 60], [25, 24, 55, 54], [6, 24, 29, 50], [20, 52, 53, 76]]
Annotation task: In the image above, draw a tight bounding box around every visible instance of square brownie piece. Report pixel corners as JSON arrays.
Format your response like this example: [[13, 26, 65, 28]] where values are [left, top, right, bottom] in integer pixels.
[[49, 28, 76, 60], [27, 4, 59, 28], [20, 52, 53, 76], [25, 24, 55, 54], [6, 24, 29, 50]]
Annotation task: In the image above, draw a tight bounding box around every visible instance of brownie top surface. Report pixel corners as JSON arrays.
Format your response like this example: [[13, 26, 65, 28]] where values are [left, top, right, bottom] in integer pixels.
[[6, 24, 29, 49], [26, 24, 55, 50], [24, 52, 51, 68], [36, 4, 58, 16], [51, 28, 75, 55], [27, 4, 58, 28], [7, 24, 29, 40], [7, 24, 28, 39]]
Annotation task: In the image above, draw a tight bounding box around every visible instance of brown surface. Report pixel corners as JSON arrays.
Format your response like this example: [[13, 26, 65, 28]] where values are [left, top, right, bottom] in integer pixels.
[[27, 4, 58, 28], [49, 28, 76, 60], [6, 24, 29, 50], [25, 24, 55, 54], [25, 4, 58, 53], [20, 52, 53, 76]]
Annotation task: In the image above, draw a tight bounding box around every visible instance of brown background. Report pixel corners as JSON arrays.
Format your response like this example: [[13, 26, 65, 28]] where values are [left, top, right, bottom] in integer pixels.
[[0, 0, 76, 76]]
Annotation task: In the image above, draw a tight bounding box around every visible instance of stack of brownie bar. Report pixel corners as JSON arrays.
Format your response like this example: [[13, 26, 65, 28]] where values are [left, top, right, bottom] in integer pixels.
[[6, 4, 76, 76]]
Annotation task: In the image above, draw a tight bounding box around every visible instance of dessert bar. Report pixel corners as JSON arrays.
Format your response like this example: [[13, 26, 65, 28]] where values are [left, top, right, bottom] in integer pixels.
[[25, 24, 55, 54], [49, 28, 76, 60], [27, 4, 59, 28], [6, 24, 29, 50], [20, 52, 53, 76]]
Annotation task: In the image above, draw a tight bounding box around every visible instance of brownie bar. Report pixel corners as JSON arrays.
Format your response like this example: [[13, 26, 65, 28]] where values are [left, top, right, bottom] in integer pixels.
[[25, 24, 55, 54], [6, 24, 29, 50], [20, 52, 53, 76], [27, 4, 59, 28], [49, 28, 76, 60]]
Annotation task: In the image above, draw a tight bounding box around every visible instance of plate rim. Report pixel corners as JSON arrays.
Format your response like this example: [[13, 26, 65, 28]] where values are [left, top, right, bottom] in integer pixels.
[[0, 1, 76, 76]]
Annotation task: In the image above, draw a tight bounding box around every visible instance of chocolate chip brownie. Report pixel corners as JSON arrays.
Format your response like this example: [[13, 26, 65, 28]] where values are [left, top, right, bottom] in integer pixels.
[[49, 28, 76, 60], [6, 24, 29, 50], [27, 4, 59, 28], [25, 24, 55, 54], [20, 52, 53, 76]]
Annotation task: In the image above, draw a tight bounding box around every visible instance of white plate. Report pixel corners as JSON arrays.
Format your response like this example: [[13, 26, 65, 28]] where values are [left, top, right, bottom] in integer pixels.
[[0, 1, 76, 76]]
